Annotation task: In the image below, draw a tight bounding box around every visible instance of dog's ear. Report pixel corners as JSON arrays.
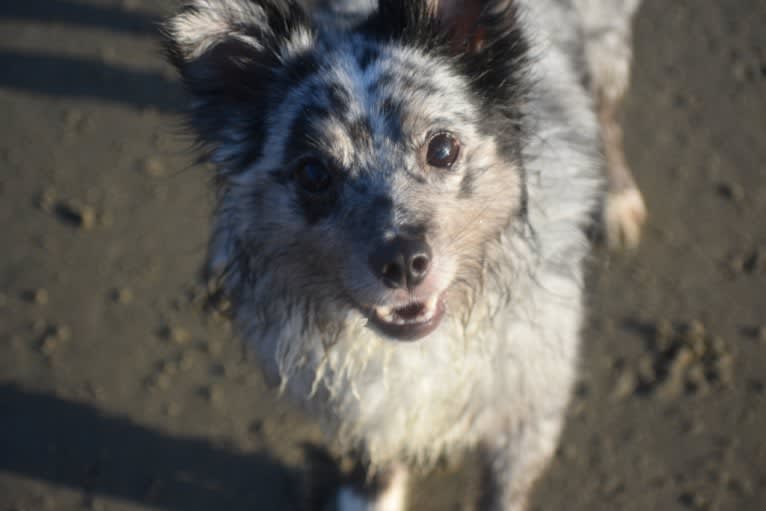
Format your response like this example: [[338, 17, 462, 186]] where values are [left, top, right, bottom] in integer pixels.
[[427, 0, 492, 53], [372, 0, 527, 107], [373, 0, 520, 54], [163, 0, 312, 154]]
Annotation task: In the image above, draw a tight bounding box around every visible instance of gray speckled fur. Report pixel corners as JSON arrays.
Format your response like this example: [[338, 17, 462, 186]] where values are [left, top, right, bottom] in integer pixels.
[[164, 1, 641, 509]]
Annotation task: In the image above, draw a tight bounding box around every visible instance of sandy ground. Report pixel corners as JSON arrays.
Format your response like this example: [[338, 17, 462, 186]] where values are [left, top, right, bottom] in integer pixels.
[[1, 1, 765, 510]]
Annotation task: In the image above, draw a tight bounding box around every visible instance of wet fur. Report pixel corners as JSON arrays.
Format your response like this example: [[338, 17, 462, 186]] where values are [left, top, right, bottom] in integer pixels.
[[164, 0, 641, 509]]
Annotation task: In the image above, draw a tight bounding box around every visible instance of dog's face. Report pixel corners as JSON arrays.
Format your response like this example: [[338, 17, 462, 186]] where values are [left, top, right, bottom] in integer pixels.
[[165, 0, 530, 341]]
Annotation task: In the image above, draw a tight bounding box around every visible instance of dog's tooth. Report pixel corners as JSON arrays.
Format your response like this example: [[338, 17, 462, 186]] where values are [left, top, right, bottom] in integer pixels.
[[375, 306, 396, 323]]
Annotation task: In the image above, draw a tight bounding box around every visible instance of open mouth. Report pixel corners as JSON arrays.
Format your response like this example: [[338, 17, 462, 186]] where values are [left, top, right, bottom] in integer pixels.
[[364, 294, 446, 341]]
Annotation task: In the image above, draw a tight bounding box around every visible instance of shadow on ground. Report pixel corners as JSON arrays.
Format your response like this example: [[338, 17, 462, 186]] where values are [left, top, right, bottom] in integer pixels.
[[0, 384, 299, 511]]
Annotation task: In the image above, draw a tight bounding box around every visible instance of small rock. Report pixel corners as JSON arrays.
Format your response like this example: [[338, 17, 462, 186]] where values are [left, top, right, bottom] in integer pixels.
[[152, 373, 172, 391], [40, 336, 59, 356], [55, 200, 96, 229], [655, 319, 675, 343], [637, 355, 656, 384], [205, 384, 224, 405], [52, 324, 72, 342], [612, 370, 637, 400], [758, 326, 766, 343], [727, 254, 746, 275], [683, 320, 706, 344], [139, 157, 166, 178], [160, 325, 191, 345], [37, 188, 57, 213], [689, 335, 707, 357], [112, 288, 134, 304], [672, 347, 695, 371], [744, 247, 766, 274], [715, 354, 734, 385], [26, 288, 49, 305], [716, 181, 744, 202], [686, 364, 708, 393]]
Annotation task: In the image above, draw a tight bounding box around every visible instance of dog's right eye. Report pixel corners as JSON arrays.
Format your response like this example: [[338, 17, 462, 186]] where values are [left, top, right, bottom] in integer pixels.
[[426, 132, 460, 169], [295, 159, 332, 194]]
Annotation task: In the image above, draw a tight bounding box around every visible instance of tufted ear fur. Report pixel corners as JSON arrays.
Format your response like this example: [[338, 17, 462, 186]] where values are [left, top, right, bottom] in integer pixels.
[[367, 0, 528, 107], [162, 0, 313, 160]]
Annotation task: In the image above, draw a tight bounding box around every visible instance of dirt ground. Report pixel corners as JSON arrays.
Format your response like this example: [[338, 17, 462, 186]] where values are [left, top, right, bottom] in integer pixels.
[[1, 1, 764, 510]]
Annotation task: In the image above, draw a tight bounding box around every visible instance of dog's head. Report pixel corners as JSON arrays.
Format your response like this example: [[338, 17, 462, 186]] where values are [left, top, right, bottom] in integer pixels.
[[164, 0, 530, 341]]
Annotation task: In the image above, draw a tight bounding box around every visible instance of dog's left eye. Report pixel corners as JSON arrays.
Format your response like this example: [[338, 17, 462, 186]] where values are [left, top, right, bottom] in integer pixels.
[[426, 133, 460, 169], [295, 159, 332, 194]]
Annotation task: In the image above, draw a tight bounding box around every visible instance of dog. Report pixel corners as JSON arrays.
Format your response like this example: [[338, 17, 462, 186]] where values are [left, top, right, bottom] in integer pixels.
[[163, 1, 646, 509]]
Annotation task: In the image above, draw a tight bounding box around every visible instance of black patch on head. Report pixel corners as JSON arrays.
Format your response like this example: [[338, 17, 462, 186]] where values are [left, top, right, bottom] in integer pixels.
[[269, 168, 291, 186], [399, 222, 430, 239], [162, 0, 317, 175], [459, 171, 475, 198], [347, 117, 374, 149], [358, 1, 444, 51], [372, 194, 394, 211], [377, 97, 404, 141], [294, 191, 339, 225], [356, 45, 379, 70], [284, 104, 332, 162], [236, 52, 322, 169], [281, 103, 347, 224], [327, 83, 352, 116], [357, 0, 529, 116], [283, 52, 321, 87]]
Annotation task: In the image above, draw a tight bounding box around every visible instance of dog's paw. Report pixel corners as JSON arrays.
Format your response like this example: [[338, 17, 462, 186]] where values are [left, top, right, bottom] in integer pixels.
[[336, 487, 405, 511], [604, 186, 647, 250], [336, 486, 375, 511], [335, 467, 407, 511]]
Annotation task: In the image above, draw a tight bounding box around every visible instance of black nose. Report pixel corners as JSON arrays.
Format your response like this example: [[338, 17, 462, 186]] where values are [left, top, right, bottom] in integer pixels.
[[369, 236, 432, 289]]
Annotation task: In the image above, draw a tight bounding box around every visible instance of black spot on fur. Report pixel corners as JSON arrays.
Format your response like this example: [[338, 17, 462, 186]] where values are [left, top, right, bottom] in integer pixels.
[[357, 0, 529, 114], [518, 164, 529, 219], [284, 104, 332, 162], [294, 191, 339, 225], [356, 45, 379, 70], [269, 168, 291, 186], [372, 194, 393, 211], [327, 83, 351, 115], [347, 117, 373, 149], [459, 171, 475, 198], [283, 52, 321, 87]]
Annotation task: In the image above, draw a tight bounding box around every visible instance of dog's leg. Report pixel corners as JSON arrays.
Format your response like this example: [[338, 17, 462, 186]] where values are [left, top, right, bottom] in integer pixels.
[[599, 97, 646, 249], [579, 0, 647, 249], [477, 417, 564, 511], [336, 464, 408, 511]]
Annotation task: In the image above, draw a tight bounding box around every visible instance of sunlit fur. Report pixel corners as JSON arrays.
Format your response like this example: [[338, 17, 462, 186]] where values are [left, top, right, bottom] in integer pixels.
[[164, 0, 640, 508]]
